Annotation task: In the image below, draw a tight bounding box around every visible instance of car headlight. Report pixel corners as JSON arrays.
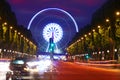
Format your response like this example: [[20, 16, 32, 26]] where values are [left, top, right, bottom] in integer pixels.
[[24, 67, 30, 71]]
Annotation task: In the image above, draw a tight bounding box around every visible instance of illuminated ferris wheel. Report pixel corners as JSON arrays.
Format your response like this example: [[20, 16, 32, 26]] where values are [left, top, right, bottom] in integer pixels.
[[28, 8, 78, 53], [43, 23, 63, 43]]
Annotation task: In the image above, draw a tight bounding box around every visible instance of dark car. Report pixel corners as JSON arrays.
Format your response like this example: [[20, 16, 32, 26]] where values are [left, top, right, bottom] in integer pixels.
[[6, 57, 30, 80], [9, 57, 28, 70]]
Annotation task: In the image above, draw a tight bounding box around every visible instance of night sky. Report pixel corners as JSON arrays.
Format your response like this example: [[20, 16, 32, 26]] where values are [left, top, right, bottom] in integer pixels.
[[7, 0, 107, 30]]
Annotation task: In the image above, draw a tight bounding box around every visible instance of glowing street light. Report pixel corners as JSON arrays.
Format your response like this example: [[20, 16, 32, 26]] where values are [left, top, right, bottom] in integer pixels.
[[116, 11, 120, 16], [15, 30, 17, 33], [18, 32, 20, 35], [81, 37, 84, 40], [98, 25, 101, 28], [10, 26, 13, 29], [114, 49, 117, 52], [21, 35, 23, 37], [88, 32, 91, 35], [84, 34, 87, 37], [92, 29, 95, 32], [4, 22, 7, 25], [106, 19, 109, 22], [107, 50, 110, 53]]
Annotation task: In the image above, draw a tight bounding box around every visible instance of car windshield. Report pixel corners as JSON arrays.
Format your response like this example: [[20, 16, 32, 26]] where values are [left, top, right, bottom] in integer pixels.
[[12, 60, 25, 65]]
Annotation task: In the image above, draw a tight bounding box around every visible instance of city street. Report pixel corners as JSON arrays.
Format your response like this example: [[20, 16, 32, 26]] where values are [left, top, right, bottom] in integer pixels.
[[0, 61, 120, 80], [0, 0, 120, 80]]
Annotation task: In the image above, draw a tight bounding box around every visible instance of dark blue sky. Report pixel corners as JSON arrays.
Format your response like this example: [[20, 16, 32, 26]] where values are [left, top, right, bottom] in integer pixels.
[[7, 0, 107, 30]]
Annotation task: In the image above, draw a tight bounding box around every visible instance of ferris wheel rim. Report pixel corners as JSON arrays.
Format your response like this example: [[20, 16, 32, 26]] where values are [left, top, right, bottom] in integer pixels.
[[27, 8, 79, 32]]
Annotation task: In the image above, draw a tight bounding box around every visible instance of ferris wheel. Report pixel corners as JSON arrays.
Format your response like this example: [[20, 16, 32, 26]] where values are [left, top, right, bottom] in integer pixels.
[[28, 8, 78, 53], [43, 23, 63, 43]]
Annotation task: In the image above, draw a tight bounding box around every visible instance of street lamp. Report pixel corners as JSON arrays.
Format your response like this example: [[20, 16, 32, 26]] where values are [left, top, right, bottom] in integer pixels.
[[107, 50, 110, 53], [106, 19, 110, 22], [116, 11, 120, 16], [98, 25, 101, 28], [18, 32, 20, 35], [4, 22, 7, 25], [78, 39, 81, 42], [21, 35, 23, 37], [88, 32, 91, 35], [114, 49, 117, 52], [84, 34, 87, 37], [4, 49, 6, 52], [15, 30, 17, 33], [92, 29, 95, 32], [10, 26, 13, 29], [81, 37, 84, 40]]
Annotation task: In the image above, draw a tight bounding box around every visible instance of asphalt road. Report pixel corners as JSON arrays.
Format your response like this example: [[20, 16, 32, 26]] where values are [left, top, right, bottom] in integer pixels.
[[54, 61, 120, 80], [0, 61, 120, 80]]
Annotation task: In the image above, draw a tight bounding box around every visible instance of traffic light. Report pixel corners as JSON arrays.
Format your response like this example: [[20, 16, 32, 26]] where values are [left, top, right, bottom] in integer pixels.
[[49, 43, 54, 51], [51, 43, 54, 47], [49, 38, 54, 52], [85, 54, 89, 59], [49, 47, 52, 52]]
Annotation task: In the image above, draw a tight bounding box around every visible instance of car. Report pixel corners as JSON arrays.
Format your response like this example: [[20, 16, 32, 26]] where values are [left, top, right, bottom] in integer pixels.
[[6, 57, 30, 80]]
